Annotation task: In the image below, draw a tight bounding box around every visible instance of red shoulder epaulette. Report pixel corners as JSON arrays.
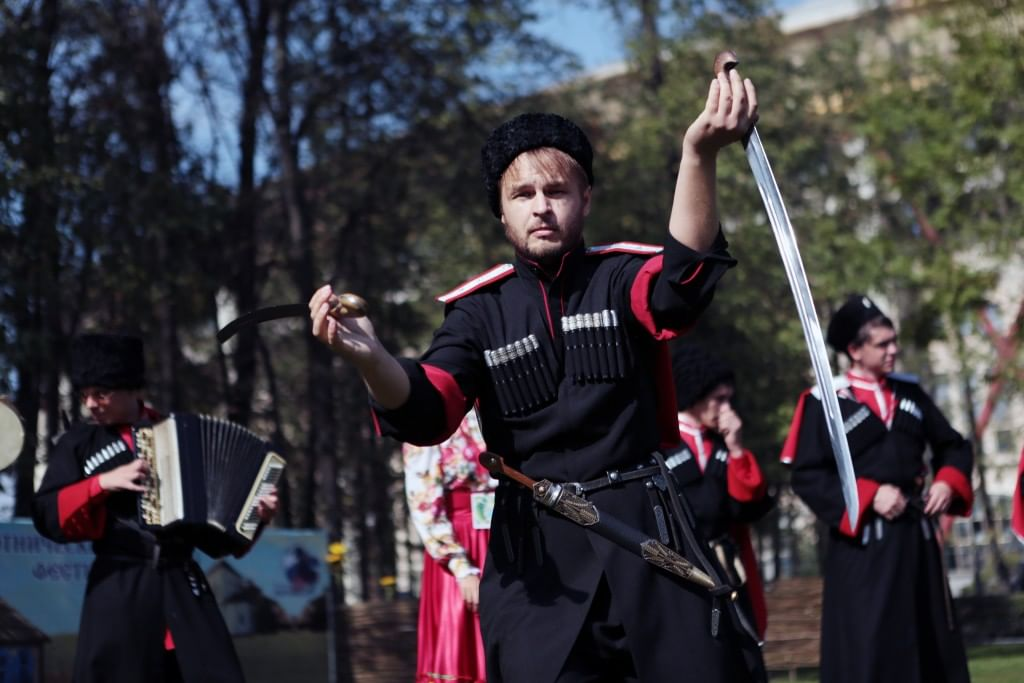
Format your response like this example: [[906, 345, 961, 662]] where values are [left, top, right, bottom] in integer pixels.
[[437, 263, 515, 304], [779, 389, 812, 465], [780, 375, 852, 464], [585, 241, 663, 257]]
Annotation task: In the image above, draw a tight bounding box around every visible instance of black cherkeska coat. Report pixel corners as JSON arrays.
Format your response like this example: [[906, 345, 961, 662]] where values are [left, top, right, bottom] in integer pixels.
[[788, 375, 973, 683], [376, 233, 765, 682], [33, 422, 245, 683]]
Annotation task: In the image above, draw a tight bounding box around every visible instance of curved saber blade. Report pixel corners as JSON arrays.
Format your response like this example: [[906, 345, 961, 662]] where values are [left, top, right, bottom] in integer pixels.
[[217, 304, 308, 344], [745, 127, 860, 529]]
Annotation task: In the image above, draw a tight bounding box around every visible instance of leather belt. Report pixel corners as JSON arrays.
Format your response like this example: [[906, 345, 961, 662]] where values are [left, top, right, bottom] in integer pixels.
[[571, 464, 662, 494]]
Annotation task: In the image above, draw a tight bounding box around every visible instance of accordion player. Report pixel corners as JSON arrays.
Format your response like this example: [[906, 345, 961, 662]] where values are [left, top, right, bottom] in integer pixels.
[[132, 413, 285, 557]]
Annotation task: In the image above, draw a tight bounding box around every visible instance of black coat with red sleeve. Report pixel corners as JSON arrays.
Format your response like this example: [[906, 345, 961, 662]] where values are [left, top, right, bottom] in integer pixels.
[[32, 420, 245, 683], [375, 232, 765, 683], [784, 374, 973, 683]]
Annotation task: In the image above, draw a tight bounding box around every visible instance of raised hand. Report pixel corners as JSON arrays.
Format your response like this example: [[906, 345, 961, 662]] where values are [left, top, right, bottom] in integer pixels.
[[683, 57, 759, 158], [718, 404, 744, 455]]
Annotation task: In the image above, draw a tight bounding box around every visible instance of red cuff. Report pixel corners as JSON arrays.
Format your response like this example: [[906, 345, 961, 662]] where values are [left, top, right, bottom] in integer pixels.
[[57, 476, 110, 541], [630, 256, 694, 341], [164, 628, 175, 650], [422, 364, 469, 439], [935, 466, 973, 517], [727, 449, 766, 502], [838, 478, 880, 538]]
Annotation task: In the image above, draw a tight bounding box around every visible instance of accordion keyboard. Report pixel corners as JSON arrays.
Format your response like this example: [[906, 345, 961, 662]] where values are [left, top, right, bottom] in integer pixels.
[[236, 454, 286, 538], [135, 426, 162, 526]]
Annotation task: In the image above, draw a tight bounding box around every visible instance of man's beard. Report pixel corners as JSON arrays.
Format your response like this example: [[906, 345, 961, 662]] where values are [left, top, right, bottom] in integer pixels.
[[505, 216, 584, 268]]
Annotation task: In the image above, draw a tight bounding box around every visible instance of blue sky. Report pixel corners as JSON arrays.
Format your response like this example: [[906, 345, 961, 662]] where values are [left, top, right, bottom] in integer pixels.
[[170, 0, 812, 184], [529, 0, 808, 71]]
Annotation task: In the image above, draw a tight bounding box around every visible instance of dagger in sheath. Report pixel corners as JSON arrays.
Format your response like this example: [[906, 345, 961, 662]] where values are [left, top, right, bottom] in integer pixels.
[[479, 451, 720, 593], [715, 50, 861, 529]]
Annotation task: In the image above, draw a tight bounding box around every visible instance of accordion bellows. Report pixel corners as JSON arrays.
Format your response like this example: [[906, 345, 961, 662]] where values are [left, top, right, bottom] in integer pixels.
[[133, 413, 285, 558]]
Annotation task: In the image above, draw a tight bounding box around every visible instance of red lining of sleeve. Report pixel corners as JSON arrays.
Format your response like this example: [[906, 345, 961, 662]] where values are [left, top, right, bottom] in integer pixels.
[[779, 390, 811, 464], [57, 476, 109, 541], [837, 478, 880, 538], [727, 449, 767, 502], [935, 465, 973, 517], [731, 524, 767, 639], [422, 364, 469, 440], [630, 255, 692, 341], [370, 408, 383, 437], [652, 344, 682, 451], [678, 261, 705, 286]]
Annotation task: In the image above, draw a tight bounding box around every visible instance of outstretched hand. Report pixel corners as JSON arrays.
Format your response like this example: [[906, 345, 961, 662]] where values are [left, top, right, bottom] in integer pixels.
[[307, 284, 411, 410], [309, 284, 380, 365], [683, 66, 758, 158]]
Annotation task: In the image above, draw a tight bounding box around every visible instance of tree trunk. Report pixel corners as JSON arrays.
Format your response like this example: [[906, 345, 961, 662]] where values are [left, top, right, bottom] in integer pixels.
[[267, 0, 341, 541], [951, 323, 1011, 593], [13, 0, 61, 518], [222, 0, 272, 427]]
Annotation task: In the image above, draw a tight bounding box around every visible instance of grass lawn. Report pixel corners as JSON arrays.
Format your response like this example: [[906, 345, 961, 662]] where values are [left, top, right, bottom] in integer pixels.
[[43, 630, 328, 683], [769, 643, 1024, 683], [968, 643, 1024, 683]]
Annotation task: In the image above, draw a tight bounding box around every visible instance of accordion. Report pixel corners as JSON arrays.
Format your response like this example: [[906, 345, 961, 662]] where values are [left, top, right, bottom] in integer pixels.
[[133, 413, 285, 557]]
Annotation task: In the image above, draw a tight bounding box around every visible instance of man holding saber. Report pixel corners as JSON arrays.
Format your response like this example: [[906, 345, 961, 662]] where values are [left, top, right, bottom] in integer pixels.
[[310, 64, 761, 680], [782, 294, 974, 683]]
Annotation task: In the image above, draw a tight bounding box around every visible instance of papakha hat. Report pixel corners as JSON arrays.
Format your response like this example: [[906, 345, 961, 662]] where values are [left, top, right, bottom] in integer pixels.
[[672, 343, 735, 410], [481, 112, 595, 217], [826, 294, 890, 354], [70, 333, 146, 389]]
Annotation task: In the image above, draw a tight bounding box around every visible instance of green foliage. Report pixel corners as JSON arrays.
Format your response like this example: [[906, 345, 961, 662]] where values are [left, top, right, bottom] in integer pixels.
[[851, 0, 1024, 332], [4, 0, 1021, 589]]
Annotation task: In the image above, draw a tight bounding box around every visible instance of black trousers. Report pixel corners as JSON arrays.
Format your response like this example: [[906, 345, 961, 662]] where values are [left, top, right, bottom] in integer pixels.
[[556, 575, 639, 682], [163, 650, 184, 683]]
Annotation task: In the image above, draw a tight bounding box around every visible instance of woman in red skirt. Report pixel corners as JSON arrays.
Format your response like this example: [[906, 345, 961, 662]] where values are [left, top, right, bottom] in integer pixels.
[[403, 411, 494, 682]]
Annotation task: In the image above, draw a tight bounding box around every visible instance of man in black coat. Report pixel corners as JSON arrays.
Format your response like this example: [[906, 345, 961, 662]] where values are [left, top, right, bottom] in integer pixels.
[[669, 343, 773, 658], [310, 65, 761, 681], [33, 333, 277, 683], [782, 294, 973, 683]]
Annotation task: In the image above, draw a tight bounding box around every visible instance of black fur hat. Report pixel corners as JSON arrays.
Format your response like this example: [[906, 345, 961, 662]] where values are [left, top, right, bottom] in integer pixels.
[[70, 334, 146, 389], [672, 343, 735, 410], [481, 112, 595, 217], [826, 294, 890, 356]]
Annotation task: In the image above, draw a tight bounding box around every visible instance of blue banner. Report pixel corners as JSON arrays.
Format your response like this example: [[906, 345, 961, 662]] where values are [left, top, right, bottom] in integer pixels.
[[0, 520, 332, 683]]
